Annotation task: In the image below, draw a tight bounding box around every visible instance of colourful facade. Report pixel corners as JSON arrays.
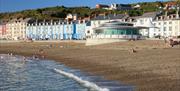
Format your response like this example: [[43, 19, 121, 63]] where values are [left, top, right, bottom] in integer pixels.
[[26, 21, 86, 40], [5, 18, 30, 40], [0, 24, 7, 39]]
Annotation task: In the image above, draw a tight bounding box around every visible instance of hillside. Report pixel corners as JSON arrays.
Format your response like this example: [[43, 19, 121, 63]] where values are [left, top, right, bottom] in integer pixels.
[[0, 1, 178, 20]]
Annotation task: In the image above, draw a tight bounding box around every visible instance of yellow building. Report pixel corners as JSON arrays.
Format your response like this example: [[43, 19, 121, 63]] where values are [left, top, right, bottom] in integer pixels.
[[6, 18, 30, 40]]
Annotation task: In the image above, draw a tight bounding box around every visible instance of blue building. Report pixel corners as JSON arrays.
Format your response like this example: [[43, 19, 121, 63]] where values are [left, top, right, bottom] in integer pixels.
[[26, 20, 87, 40]]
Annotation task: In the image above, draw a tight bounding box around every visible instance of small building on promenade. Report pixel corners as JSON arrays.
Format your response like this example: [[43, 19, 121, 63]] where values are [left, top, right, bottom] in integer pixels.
[[26, 19, 86, 40], [87, 14, 129, 38], [86, 21, 147, 45], [5, 18, 30, 40]]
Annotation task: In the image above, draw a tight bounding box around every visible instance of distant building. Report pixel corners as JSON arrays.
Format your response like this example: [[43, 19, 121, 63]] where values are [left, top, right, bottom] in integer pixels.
[[42, 11, 57, 15], [66, 14, 78, 21], [110, 3, 132, 10], [96, 4, 109, 10], [164, 1, 177, 10], [133, 4, 141, 9]]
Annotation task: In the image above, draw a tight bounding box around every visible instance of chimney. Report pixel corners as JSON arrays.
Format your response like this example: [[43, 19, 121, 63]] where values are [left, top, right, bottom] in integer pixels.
[[114, 13, 116, 16], [156, 17, 159, 21], [176, 7, 179, 19], [160, 16, 163, 20], [104, 14, 106, 19], [78, 20, 81, 24], [165, 11, 168, 19], [83, 20, 86, 23], [35, 19, 38, 26], [58, 20, 61, 25], [50, 20, 53, 25], [43, 19, 45, 25]]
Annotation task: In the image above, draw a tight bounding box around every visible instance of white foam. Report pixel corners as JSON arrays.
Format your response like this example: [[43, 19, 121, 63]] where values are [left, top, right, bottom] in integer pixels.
[[54, 68, 109, 91], [0, 56, 3, 59]]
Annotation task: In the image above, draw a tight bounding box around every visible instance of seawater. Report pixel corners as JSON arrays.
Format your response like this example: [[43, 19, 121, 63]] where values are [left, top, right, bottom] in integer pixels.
[[0, 54, 134, 91]]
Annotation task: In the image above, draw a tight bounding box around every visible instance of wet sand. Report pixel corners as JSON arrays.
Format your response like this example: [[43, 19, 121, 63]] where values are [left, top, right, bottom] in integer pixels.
[[0, 40, 180, 91]]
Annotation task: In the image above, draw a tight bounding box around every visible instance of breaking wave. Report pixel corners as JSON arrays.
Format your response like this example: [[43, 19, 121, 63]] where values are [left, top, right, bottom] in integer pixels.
[[54, 68, 109, 91]]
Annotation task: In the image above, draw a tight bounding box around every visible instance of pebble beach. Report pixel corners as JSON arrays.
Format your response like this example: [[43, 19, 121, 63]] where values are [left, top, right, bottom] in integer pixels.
[[0, 40, 180, 91]]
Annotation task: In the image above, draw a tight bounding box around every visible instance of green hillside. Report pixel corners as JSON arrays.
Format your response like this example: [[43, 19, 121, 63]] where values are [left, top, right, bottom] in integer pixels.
[[0, 1, 178, 20]]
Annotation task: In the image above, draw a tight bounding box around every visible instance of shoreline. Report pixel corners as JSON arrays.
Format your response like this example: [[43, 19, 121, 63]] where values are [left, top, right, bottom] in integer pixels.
[[0, 40, 180, 91]]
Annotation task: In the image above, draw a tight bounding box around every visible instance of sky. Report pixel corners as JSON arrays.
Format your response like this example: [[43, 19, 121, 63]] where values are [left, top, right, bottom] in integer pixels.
[[0, 0, 166, 13]]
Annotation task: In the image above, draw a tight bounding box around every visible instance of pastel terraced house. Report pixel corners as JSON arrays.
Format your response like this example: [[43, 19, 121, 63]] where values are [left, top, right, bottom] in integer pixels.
[[26, 19, 86, 40], [6, 18, 30, 40], [0, 22, 7, 39]]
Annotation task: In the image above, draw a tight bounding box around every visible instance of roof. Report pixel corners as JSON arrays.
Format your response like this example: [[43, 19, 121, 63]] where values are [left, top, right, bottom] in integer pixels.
[[139, 12, 157, 18], [93, 21, 149, 30], [154, 14, 180, 21], [27, 19, 64, 25], [7, 18, 31, 23]]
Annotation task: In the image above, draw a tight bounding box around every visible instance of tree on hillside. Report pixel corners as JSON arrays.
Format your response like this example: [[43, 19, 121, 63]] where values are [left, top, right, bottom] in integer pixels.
[[170, 0, 180, 5], [171, 0, 180, 12]]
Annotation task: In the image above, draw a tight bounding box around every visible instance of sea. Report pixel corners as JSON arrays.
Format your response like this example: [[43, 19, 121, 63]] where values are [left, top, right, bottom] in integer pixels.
[[0, 54, 134, 91]]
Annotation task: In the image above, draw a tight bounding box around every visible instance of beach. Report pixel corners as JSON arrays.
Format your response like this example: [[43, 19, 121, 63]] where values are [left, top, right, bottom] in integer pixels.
[[0, 40, 180, 91]]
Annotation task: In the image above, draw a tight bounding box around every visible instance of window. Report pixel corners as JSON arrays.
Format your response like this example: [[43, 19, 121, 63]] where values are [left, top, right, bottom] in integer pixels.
[[112, 31, 114, 34], [169, 22, 172, 24], [169, 26, 172, 31], [98, 21, 100, 24], [164, 27, 166, 31], [154, 23, 156, 26], [87, 30, 90, 34], [140, 20, 144, 24], [164, 22, 167, 25], [145, 19, 147, 22], [159, 22, 161, 25]]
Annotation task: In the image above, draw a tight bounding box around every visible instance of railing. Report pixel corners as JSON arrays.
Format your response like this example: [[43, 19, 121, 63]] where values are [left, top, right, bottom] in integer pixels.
[[90, 34, 140, 40]]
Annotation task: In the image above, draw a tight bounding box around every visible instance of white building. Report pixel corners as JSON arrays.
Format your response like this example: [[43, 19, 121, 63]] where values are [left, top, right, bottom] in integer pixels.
[[153, 13, 180, 37], [110, 3, 132, 10], [66, 14, 78, 21], [134, 12, 157, 38], [87, 14, 128, 38]]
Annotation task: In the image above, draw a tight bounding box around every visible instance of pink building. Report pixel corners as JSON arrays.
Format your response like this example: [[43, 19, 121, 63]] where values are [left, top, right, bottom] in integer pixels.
[[0, 24, 7, 39]]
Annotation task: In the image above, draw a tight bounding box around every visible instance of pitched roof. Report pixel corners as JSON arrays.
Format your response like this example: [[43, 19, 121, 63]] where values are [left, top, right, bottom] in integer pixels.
[[140, 12, 157, 18]]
